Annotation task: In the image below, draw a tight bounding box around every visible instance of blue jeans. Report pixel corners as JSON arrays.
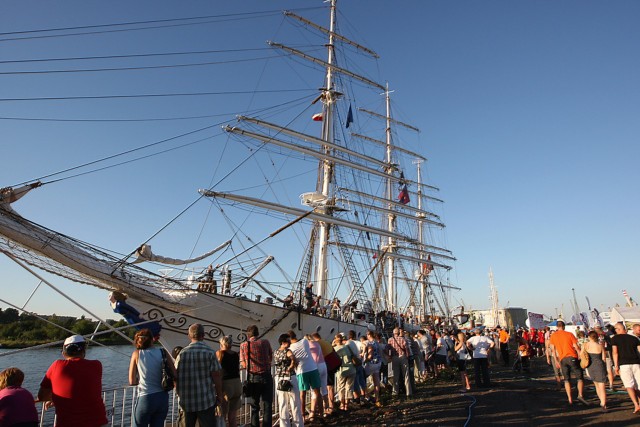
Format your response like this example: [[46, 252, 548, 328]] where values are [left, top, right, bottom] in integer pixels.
[[134, 391, 169, 427], [354, 365, 367, 393]]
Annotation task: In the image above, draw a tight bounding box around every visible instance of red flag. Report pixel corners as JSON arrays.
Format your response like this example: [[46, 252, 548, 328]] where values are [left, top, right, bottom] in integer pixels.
[[398, 185, 410, 204], [312, 113, 323, 121], [423, 254, 433, 275]]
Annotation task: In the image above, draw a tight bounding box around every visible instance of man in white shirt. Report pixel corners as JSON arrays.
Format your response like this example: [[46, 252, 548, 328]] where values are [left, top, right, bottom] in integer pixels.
[[467, 328, 495, 388]]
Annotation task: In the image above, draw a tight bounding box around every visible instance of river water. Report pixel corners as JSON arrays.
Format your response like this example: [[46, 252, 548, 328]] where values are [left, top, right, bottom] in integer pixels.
[[0, 344, 132, 395]]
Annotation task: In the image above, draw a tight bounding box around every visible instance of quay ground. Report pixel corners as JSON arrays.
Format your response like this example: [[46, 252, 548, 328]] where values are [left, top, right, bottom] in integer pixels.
[[321, 357, 639, 426]]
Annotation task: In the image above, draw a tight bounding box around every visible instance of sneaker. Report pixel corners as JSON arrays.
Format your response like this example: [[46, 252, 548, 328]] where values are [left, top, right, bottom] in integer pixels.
[[577, 396, 589, 406], [375, 401, 383, 408]]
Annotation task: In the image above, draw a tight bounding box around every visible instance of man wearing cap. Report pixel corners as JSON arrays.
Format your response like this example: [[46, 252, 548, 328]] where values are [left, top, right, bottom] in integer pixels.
[[175, 323, 223, 427], [37, 335, 108, 427]]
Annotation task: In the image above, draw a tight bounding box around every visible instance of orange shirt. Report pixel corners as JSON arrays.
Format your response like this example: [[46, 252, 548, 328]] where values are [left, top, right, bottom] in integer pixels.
[[499, 330, 509, 343], [549, 330, 578, 360]]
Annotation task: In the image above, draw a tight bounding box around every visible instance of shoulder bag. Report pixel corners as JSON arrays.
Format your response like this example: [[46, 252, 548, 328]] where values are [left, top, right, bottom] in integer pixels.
[[160, 348, 175, 391], [580, 345, 590, 369]]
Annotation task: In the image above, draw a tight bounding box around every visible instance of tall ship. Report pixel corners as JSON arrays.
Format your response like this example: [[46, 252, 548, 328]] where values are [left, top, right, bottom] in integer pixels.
[[0, 0, 458, 351]]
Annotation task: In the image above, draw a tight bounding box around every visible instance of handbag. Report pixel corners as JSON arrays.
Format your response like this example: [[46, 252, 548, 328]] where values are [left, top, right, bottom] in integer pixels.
[[277, 378, 293, 392], [160, 348, 175, 391], [580, 346, 590, 369]]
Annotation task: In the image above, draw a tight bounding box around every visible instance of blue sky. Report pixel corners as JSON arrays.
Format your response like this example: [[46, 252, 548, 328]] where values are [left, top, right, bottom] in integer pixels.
[[1, 0, 639, 322]]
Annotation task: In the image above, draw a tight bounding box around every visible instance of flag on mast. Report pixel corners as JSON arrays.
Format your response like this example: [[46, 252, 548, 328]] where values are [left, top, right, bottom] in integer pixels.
[[312, 113, 323, 121], [346, 104, 354, 128], [398, 184, 410, 204]]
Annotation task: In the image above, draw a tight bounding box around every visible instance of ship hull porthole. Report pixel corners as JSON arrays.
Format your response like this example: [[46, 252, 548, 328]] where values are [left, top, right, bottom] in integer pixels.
[[316, 325, 321, 332], [291, 322, 297, 329]]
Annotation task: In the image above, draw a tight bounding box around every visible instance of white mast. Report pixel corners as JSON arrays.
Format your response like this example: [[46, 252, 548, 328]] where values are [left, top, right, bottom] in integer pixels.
[[384, 85, 397, 312], [414, 159, 426, 322], [489, 267, 499, 327], [314, 0, 338, 299]]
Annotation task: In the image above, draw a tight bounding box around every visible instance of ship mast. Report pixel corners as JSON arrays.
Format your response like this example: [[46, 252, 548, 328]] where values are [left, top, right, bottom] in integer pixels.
[[415, 159, 427, 322], [384, 85, 397, 312], [314, 0, 338, 299], [489, 267, 499, 327]]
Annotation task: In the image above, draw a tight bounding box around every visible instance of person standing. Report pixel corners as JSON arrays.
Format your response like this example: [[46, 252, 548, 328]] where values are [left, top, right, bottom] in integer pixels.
[[387, 327, 411, 397], [128, 329, 175, 427], [333, 333, 356, 411], [498, 327, 510, 367], [467, 328, 495, 388], [583, 331, 608, 411], [454, 332, 471, 392], [175, 323, 223, 427], [0, 367, 38, 427], [611, 322, 640, 413], [273, 334, 303, 427], [216, 335, 242, 427], [288, 330, 321, 422], [548, 320, 587, 406], [37, 335, 108, 427], [240, 325, 274, 427]]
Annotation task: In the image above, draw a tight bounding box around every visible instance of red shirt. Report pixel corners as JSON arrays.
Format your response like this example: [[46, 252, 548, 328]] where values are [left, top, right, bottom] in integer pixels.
[[240, 337, 273, 375], [40, 358, 107, 427]]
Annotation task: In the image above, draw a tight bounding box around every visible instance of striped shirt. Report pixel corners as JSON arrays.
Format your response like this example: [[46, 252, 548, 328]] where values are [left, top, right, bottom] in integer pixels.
[[175, 341, 221, 412]]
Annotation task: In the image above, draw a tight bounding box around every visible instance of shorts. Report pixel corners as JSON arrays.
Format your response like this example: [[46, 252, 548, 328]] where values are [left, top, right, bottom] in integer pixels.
[[457, 359, 467, 372], [560, 357, 584, 382], [619, 364, 640, 389], [297, 369, 321, 391], [434, 354, 448, 366], [364, 361, 381, 376]]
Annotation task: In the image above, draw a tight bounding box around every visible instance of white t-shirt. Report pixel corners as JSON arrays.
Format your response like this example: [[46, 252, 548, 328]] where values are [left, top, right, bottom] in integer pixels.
[[290, 338, 318, 374], [467, 335, 493, 359]]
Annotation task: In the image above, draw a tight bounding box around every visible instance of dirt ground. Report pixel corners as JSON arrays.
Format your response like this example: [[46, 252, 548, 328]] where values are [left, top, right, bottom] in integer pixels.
[[320, 357, 640, 426]]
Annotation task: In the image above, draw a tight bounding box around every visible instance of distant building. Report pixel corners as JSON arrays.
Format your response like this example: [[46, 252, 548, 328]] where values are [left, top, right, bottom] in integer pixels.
[[471, 307, 528, 331]]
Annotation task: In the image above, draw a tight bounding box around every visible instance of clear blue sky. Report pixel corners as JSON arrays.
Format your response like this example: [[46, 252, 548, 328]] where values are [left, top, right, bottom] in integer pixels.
[[1, 0, 639, 322]]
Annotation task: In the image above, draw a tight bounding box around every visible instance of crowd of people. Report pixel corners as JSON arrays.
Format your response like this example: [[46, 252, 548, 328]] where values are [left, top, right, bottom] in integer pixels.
[[1, 320, 639, 426]]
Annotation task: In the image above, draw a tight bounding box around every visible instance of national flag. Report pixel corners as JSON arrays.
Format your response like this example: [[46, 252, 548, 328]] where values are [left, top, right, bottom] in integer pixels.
[[398, 184, 410, 204], [346, 105, 354, 128], [422, 254, 433, 275], [312, 113, 323, 121]]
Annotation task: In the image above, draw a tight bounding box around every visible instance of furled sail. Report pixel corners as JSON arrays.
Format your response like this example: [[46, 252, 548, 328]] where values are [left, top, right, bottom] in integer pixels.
[[133, 240, 231, 265]]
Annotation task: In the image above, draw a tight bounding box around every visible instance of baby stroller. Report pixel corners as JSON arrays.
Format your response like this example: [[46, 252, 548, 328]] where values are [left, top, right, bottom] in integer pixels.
[[513, 343, 531, 373]]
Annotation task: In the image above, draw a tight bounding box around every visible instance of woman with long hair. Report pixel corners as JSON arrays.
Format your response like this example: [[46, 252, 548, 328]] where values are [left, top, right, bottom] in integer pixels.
[[216, 335, 242, 427], [128, 328, 176, 427], [584, 330, 608, 411]]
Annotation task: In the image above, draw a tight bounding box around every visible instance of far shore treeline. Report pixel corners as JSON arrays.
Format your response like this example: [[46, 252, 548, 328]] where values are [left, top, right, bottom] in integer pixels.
[[0, 308, 134, 348]]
